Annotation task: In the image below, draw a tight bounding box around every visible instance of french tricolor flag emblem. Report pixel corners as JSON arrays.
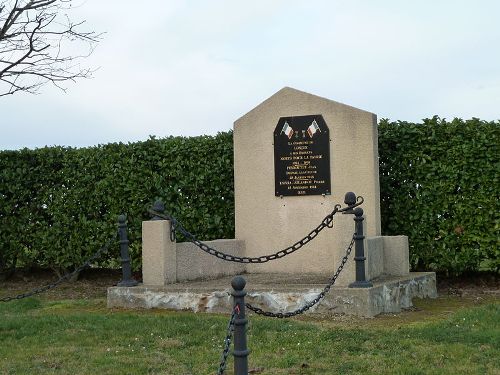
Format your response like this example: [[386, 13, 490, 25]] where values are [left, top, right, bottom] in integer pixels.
[[281, 122, 294, 139], [307, 120, 321, 138]]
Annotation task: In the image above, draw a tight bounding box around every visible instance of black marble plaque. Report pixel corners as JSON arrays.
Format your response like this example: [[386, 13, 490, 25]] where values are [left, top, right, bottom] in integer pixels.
[[274, 114, 331, 196]]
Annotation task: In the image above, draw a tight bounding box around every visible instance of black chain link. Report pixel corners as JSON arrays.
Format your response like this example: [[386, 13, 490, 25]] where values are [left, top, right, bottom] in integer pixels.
[[0, 232, 118, 303], [245, 236, 355, 318], [216, 305, 238, 375], [149, 197, 363, 264]]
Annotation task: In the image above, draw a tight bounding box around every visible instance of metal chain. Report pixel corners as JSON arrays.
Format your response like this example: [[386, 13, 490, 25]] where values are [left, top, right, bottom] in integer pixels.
[[0, 232, 118, 303], [216, 305, 238, 375], [149, 197, 363, 264], [245, 236, 355, 318]]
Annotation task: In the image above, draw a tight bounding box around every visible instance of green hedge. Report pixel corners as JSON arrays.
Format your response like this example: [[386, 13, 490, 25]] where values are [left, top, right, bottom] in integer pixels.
[[379, 117, 499, 275], [0, 133, 234, 275], [1, 118, 498, 277]]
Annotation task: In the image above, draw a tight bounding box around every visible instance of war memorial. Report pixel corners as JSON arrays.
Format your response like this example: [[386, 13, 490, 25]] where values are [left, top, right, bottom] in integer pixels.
[[107, 87, 437, 317]]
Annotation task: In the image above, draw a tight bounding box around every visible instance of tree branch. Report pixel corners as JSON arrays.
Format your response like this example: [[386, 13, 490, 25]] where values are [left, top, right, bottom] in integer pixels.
[[0, 0, 102, 96]]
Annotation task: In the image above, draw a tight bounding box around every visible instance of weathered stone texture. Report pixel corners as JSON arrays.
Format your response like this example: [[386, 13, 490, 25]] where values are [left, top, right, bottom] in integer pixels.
[[108, 272, 437, 318]]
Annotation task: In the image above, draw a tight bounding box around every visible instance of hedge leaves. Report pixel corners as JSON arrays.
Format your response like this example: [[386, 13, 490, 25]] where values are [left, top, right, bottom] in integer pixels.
[[1, 118, 498, 276], [0, 133, 234, 275], [379, 117, 499, 275]]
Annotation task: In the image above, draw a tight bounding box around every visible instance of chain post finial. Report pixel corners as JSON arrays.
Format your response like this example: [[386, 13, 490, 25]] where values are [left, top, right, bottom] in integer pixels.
[[343, 191, 357, 214], [151, 200, 165, 220]]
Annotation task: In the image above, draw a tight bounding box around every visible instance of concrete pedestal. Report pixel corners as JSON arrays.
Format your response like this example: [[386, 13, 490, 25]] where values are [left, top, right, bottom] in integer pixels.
[[107, 272, 436, 318]]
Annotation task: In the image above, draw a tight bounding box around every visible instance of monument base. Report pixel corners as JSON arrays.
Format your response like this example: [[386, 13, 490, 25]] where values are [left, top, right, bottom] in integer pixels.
[[107, 272, 436, 318]]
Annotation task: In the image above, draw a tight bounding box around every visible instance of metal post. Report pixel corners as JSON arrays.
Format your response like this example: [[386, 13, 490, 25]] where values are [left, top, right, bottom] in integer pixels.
[[231, 276, 249, 375], [117, 214, 138, 287], [349, 207, 373, 288]]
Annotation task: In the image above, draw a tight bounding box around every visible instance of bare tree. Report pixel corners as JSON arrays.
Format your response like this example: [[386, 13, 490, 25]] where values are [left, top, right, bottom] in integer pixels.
[[0, 0, 101, 97]]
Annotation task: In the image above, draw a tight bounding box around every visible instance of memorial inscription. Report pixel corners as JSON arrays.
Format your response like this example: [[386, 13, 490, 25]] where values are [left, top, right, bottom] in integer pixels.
[[274, 114, 331, 196]]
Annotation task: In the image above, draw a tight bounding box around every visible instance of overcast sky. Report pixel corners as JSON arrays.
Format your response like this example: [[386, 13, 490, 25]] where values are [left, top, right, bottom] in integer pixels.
[[1, 0, 499, 150]]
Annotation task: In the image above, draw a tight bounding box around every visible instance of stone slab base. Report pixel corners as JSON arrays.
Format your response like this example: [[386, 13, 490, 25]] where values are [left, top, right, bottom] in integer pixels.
[[107, 272, 436, 318]]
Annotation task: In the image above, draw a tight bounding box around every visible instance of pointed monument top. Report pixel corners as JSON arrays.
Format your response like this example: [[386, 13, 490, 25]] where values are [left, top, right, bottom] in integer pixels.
[[235, 87, 375, 125]]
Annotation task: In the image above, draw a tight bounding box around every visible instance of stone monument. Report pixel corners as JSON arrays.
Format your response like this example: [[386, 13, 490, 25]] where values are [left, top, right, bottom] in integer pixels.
[[234, 87, 406, 286], [107, 87, 437, 317]]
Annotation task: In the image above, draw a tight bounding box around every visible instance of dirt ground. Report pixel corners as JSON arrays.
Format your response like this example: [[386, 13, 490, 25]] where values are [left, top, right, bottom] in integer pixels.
[[1, 268, 127, 300]]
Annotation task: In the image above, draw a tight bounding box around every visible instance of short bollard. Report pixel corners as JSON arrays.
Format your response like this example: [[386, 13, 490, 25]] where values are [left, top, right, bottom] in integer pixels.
[[349, 207, 373, 288], [231, 276, 249, 375], [117, 215, 139, 287]]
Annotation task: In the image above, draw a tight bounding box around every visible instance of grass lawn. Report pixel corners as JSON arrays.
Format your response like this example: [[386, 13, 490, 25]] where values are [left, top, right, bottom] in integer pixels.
[[0, 293, 498, 375]]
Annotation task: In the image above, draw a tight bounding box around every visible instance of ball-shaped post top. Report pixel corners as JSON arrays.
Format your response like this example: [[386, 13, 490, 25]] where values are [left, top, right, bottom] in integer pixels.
[[344, 192, 357, 206], [231, 275, 246, 291], [152, 200, 165, 213], [354, 207, 364, 217], [118, 214, 127, 223]]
